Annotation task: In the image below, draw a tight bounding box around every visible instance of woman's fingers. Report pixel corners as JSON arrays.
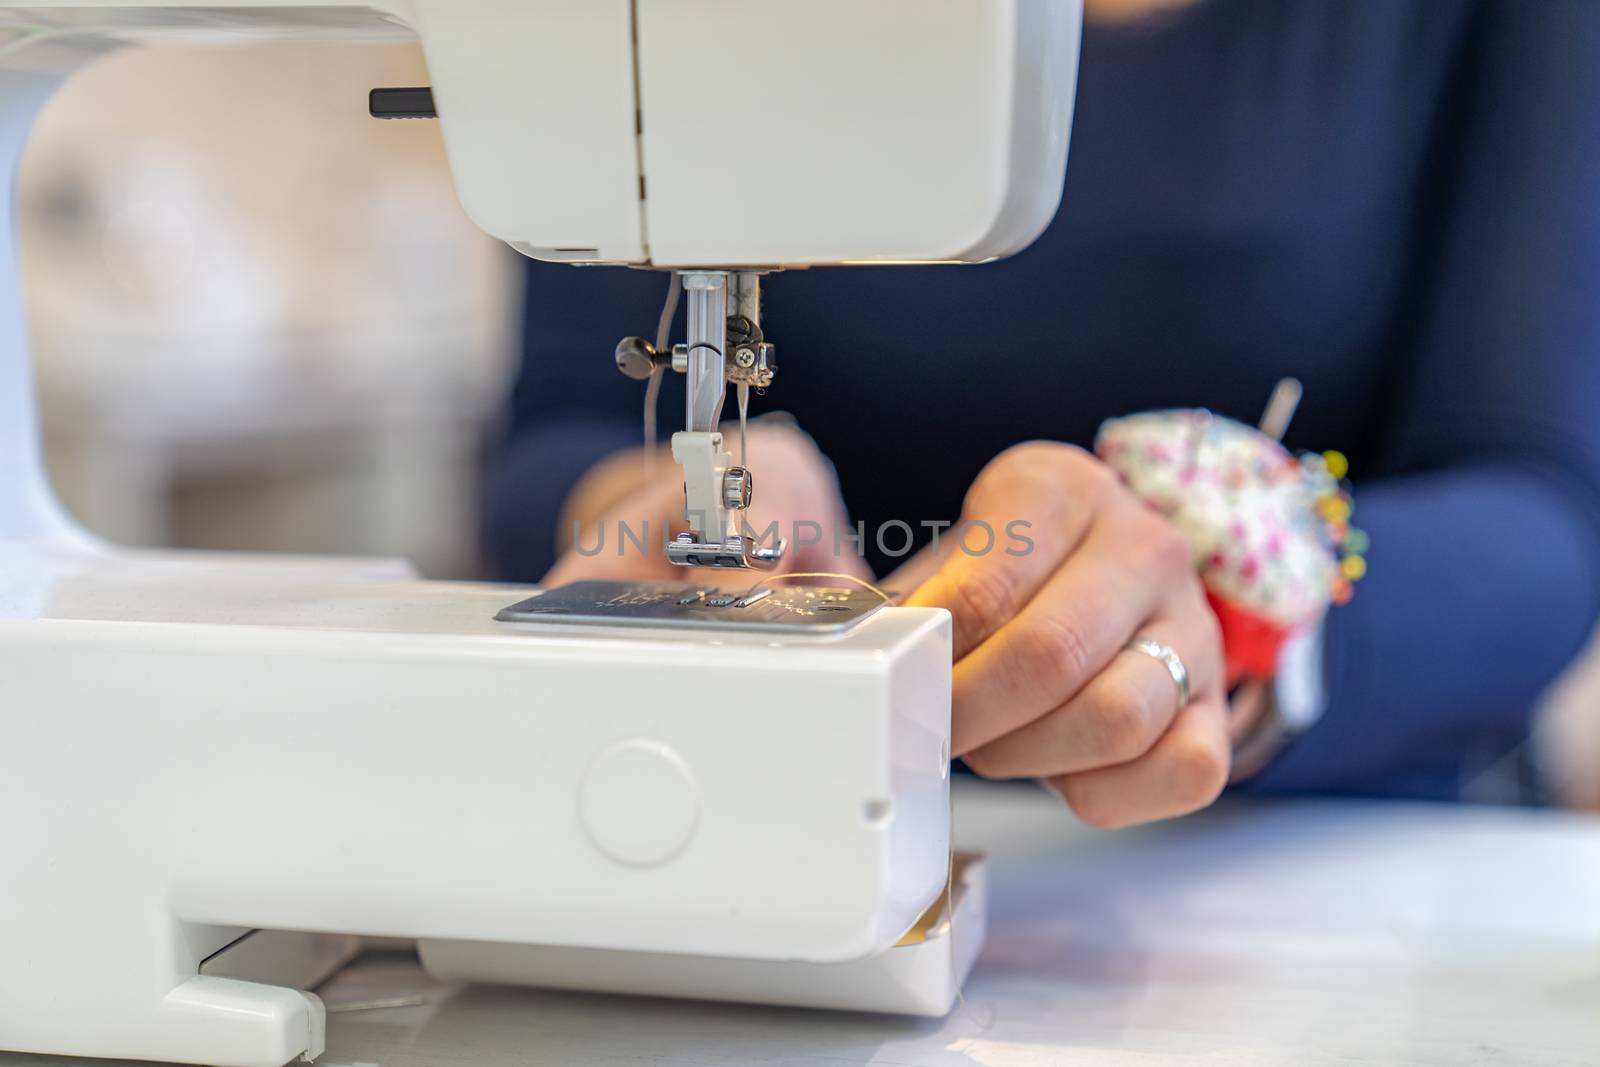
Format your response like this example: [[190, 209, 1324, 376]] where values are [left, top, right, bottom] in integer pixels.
[[900, 440, 1232, 830], [881, 540, 945, 599], [962, 608, 1223, 778], [904, 443, 1111, 659], [1043, 692, 1232, 830], [945, 503, 1200, 755]]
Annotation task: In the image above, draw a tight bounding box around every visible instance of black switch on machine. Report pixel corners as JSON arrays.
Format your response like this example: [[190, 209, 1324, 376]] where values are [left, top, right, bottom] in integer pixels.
[[369, 87, 437, 120]]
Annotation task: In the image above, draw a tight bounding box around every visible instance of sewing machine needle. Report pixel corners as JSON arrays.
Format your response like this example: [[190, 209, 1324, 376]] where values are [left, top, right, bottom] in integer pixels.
[[738, 382, 750, 466]]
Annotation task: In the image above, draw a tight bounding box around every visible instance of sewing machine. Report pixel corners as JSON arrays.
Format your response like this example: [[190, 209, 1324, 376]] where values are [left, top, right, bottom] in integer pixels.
[[0, 2, 1080, 1064]]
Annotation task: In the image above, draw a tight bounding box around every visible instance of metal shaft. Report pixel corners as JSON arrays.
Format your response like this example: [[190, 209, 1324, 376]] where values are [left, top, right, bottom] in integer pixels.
[[666, 270, 783, 569], [683, 272, 727, 434], [728, 270, 761, 332]]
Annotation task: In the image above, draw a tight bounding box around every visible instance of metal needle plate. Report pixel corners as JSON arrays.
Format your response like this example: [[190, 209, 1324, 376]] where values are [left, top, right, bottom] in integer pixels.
[[495, 580, 889, 635]]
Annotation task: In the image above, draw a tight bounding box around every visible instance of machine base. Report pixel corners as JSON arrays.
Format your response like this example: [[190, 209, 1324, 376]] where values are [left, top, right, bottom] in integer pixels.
[[419, 853, 987, 1017], [1, 544, 953, 1065]]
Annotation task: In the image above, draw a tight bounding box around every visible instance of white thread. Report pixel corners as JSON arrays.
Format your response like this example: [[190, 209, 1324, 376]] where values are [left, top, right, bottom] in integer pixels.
[[643, 372, 664, 483], [642, 272, 683, 483]]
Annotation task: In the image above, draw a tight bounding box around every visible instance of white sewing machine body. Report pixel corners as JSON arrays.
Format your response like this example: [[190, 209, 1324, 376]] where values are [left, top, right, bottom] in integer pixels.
[[2, 549, 956, 1064], [0, 2, 1080, 1064], [0, 0, 1077, 270]]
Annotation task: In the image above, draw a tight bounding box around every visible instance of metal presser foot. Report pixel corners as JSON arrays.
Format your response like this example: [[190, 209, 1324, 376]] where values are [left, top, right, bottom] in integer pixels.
[[665, 422, 785, 570], [615, 269, 786, 571], [665, 530, 785, 570]]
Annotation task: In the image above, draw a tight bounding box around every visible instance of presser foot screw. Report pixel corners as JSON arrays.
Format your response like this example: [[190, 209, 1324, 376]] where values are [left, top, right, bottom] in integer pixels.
[[723, 467, 753, 510]]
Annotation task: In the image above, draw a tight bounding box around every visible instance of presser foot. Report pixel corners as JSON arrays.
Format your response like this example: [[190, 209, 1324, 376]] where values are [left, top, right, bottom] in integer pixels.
[[665, 533, 786, 570]]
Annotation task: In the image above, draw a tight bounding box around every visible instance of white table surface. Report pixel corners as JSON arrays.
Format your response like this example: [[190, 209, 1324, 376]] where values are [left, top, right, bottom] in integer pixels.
[[10, 781, 1600, 1067]]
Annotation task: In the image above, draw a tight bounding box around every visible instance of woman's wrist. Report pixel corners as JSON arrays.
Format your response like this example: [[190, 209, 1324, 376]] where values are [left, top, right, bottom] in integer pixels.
[[1229, 619, 1329, 781]]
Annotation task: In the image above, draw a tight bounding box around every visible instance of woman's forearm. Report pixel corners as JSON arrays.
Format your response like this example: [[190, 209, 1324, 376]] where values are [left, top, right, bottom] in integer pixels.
[[1248, 465, 1600, 798]]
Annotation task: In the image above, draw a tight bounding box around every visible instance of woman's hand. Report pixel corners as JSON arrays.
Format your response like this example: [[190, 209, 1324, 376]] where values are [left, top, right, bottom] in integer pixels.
[[893, 441, 1230, 829], [544, 423, 871, 586]]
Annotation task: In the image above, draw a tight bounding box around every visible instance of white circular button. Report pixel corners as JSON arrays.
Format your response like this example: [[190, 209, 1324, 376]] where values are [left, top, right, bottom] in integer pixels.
[[578, 739, 699, 867]]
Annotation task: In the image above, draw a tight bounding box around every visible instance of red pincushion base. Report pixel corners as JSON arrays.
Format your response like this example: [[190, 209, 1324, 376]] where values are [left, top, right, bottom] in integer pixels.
[[1206, 590, 1292, 687]]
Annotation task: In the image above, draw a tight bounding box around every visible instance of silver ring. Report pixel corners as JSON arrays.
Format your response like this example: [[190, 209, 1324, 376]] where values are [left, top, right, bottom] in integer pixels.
[[1124, 638, 1191, 711]]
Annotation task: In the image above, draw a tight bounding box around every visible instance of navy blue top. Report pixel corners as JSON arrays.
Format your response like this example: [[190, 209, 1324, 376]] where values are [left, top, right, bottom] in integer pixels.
[[491, 0, 1600, 801]]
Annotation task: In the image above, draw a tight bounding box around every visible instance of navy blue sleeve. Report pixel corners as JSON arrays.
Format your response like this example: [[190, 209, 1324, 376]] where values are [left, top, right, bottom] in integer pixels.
[[486, 263, 682, 580], [1252, 1, 1600, 796]]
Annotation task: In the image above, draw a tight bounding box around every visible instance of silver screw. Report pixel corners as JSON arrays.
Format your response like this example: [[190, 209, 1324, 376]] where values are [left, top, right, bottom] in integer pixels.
[[722, 467, 753, 510]]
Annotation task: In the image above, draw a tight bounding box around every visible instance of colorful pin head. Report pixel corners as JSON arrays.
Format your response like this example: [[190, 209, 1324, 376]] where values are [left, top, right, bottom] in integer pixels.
[[1095, 409, 1368, 682]]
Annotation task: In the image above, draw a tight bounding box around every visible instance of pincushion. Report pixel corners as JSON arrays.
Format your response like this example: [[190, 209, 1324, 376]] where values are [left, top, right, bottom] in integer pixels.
[[1095, 409, 1365, 684]]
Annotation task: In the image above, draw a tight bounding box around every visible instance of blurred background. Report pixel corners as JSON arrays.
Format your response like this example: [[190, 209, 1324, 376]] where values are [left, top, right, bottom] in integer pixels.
[[17, 40, 1597, 809], [21, 41, 519, 580]]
